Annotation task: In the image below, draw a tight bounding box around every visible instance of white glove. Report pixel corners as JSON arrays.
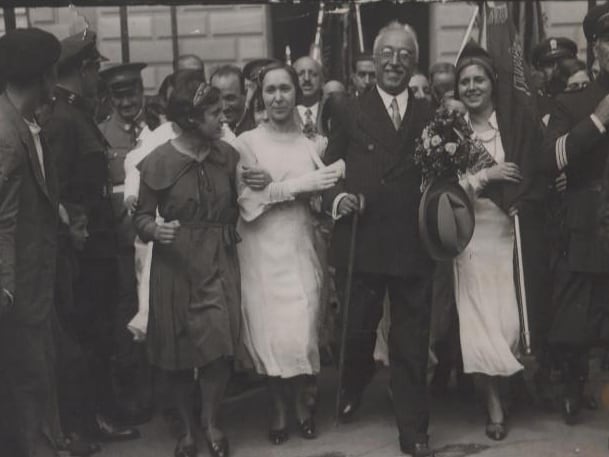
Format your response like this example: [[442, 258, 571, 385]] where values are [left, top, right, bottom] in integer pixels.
[[269, 168, 340, 203]]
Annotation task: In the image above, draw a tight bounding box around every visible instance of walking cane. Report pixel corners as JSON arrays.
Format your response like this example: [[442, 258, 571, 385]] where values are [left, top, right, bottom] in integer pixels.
[[514, 212, 532, 356], [335, 194, 364, 426]]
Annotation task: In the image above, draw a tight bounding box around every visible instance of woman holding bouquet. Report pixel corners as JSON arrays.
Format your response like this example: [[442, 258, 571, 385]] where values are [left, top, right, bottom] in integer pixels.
[[452, 44, 524, 440], [234, 62, 342, 444]]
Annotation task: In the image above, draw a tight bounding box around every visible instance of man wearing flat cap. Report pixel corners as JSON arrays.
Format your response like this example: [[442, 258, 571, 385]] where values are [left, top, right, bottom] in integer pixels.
[[543, 3, 609, 426], [41, 30, 140, 442], [98, 62, 154, 425], [0, 27, 61, 457]]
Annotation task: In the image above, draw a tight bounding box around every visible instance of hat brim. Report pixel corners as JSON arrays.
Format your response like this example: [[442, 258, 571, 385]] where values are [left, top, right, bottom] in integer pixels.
[[418, 179, 475, 261]]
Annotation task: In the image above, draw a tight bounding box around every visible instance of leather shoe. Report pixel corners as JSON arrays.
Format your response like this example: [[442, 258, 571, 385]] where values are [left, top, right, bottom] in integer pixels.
[[268, 428, 289, 445], [206, 436, 229, 457], [400, 441, 435, 457], [338, 391, 362, 423], [296, 417, 317, 439], [562, 396, 580, 425], [92, 415, 140, 442]]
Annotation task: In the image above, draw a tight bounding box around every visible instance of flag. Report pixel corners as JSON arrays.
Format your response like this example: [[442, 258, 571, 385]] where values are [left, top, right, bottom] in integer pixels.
[[479, 0, 544, 210], [512, 0, 547, 65]]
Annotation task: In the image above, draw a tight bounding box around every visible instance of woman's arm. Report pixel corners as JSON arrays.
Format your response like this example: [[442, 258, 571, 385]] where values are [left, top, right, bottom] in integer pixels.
[[133, 180, 161, 243]]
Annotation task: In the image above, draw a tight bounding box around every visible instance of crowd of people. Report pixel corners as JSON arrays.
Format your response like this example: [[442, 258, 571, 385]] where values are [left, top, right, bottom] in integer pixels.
[[2, 4, 609, 457]]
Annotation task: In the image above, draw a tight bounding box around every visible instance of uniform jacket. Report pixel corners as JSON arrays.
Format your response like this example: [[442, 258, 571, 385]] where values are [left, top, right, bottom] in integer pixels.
[[543, 72, 609, 273], [98, 110, 144, 186], [322, 87, 434, 277], [0, 94, 58, 325], [41, 86, 118, 259], [98, 110, 143, 249]]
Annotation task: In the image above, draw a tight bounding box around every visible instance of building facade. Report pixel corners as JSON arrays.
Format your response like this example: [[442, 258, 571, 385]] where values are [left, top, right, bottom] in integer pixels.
[[0, 1, 593, 93]]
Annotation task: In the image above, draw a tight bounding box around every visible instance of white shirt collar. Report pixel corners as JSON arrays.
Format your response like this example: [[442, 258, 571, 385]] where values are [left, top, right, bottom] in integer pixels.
[[464, 110, 498, 130], [297, 102, 319, 121], [376, 85, 409, 120]]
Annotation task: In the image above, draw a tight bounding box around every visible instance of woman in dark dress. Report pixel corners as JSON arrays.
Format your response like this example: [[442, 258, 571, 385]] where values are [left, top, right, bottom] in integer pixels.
[[134, 72, 240, 457]]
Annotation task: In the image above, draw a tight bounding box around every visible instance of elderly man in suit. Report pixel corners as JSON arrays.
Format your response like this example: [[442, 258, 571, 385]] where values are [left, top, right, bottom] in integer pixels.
[[0, 28, 61, 457], [324, 22, 434, 457]]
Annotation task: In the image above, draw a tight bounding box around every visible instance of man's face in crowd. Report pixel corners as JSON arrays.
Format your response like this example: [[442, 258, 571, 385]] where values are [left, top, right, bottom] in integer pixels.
[[431, 71, 455, 103], [594, 35, 609, 77], [409, 73, 431, 101], [110, 83, 144, 122], [81, 60, 101, 99], [374, 29, 417, 95], [352, 59, 376, 94], [294, 57, 322, 104], [538, 60, 564, 95], [211, 73, 245, 127]]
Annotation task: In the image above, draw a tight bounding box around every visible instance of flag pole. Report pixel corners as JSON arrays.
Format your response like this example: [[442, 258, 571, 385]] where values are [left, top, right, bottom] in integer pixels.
[[355, 2, 365, 53], [514, 213, 532, 355], [455, 4, 480, 64], [310, 1, 325, 63]]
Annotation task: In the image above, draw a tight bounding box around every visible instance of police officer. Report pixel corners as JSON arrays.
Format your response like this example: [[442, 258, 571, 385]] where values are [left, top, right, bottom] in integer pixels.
[[532, 37, 578, 124], [542, 4, 609, 425], [41, 30, 139, 441], [98, 62, 154, 425]]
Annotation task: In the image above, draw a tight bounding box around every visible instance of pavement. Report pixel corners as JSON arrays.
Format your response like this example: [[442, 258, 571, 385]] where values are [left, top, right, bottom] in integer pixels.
[[89, 364, 609, 457]]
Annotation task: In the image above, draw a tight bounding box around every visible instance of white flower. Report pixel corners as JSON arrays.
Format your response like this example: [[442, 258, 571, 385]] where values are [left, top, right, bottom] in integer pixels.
[[445, 142, 457, 156], [431, 135, 442, 147], [423, 138, 430, 149]]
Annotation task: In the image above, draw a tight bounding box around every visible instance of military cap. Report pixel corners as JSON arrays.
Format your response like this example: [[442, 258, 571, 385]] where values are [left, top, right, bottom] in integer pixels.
[[58, 29, 107, 71], [584, 3, 609, 42], [243, 58, 276, 81], [100, 62, 146, 94], [532, 37, 578, 67], [0, 28, 60, 81]]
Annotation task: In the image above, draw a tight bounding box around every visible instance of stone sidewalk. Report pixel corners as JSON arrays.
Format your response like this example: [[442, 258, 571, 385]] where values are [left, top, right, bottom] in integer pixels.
[[96, 367, 609, 457]]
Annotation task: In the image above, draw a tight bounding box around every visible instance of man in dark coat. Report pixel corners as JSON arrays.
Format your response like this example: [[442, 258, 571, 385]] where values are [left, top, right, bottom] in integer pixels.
[[98, 62, 154, 425], [41, 30, 139, 441], [542, 4, 609, 425], [323, 22, 434, 457], [0, 28, 61, 457]]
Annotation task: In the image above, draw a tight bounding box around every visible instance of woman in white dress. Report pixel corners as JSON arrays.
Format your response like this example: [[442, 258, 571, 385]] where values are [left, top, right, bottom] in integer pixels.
[[234, 62, 342, 444], [453, 46, 523, 440]]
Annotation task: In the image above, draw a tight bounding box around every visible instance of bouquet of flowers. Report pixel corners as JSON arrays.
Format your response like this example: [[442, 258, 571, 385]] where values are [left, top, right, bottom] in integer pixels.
[[414, 107, 477, 188]]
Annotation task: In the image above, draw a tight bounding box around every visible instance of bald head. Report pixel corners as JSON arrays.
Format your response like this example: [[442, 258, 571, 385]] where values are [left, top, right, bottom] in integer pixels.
[[293, 56, 322, 105], [323, 80, 345, 97], [175, 54, 205, 75]]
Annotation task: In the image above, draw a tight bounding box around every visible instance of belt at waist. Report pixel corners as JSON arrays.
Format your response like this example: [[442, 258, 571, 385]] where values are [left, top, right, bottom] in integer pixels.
[[178, 221, 240, 246]]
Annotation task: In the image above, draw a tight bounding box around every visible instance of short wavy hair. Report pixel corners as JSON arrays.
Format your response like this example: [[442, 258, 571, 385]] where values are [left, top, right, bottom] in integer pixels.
[[165, 70, 221, 131]]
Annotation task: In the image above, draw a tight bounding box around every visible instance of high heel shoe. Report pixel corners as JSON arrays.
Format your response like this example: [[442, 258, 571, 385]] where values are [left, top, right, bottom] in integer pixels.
[[268, 427, 289, 445], [296, 417, 317, 440], [485, 420, 506, 441], [205, 435, 229, 457], [174, 435, 197, 457]]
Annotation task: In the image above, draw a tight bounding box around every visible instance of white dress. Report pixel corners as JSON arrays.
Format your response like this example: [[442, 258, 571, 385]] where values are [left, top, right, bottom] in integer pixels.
[[453, 112, 523, 377], [234, 124, 325, 378]]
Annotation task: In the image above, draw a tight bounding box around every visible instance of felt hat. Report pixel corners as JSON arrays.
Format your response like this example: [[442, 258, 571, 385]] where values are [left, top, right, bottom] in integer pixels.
[[100, 62, 146, 94], [456, 41, 496, 84], [532, 37, 578, 67], [58, 29, 107, 71], [584, 3, 609, 42], [0, 28, 61, 81], [418, 179, 475, 261]]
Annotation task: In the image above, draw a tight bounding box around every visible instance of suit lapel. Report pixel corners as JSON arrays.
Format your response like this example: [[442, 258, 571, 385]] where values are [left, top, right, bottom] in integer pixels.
[[0, 94, 51, 202], [356, 88, 400, 151]]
